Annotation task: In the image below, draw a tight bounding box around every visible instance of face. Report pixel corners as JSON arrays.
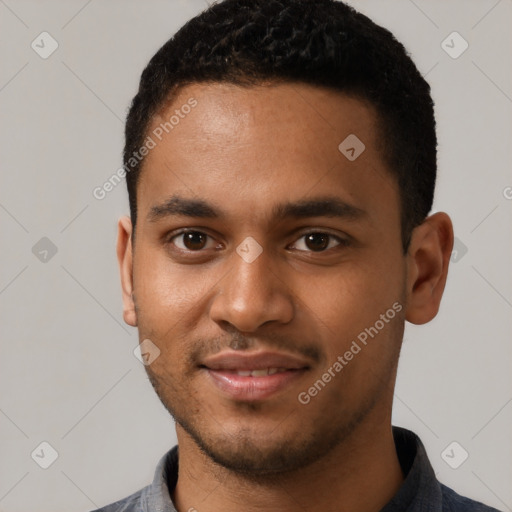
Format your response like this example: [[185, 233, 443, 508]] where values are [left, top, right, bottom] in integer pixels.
[[122, 82, 411, 474]]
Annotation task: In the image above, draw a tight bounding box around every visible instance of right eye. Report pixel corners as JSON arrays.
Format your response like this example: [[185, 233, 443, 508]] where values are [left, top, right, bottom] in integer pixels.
[[167, 230, 219, 252]]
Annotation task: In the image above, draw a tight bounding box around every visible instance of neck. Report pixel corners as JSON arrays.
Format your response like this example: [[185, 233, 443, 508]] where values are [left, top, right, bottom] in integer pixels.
[[172, 413, 404, 512]]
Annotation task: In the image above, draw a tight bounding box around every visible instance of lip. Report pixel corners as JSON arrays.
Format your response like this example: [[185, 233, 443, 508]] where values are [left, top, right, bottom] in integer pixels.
[[202, 350, 311, 371], [201, 350, 310, 401]]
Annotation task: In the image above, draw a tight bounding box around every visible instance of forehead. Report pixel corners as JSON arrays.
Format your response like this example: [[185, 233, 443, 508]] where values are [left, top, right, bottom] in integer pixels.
[[137, 82, 398, 227], [150, 81, 378, 158]]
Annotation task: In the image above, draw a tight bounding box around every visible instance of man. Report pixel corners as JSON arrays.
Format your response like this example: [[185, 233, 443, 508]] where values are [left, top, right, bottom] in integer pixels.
[[94, 0, 500, 510]]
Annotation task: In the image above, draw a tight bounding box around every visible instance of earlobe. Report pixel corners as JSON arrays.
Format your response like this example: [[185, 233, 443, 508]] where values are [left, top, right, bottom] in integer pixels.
[[404, 212, 454, 325], [116, 216, 138, 327]]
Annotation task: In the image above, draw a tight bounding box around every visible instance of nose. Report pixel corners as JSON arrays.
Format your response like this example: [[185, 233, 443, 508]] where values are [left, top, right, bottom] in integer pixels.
[[209, 244, 294, 333]]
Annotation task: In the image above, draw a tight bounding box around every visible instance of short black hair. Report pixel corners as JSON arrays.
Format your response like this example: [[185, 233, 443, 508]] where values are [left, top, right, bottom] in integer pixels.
[[124, 0, 436, 251]]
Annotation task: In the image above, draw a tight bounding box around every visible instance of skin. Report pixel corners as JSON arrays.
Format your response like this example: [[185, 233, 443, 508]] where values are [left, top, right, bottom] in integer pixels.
[[117, 82, 454, 512]]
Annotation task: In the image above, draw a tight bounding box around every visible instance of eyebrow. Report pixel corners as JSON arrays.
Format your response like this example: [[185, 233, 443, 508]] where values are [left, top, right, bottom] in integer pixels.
[[147, 195, 366, 223]]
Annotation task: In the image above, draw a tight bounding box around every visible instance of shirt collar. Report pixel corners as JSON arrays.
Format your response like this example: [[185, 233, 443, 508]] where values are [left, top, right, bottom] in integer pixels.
[[380, 426, 443, 511], [141, 445, 179, 512]]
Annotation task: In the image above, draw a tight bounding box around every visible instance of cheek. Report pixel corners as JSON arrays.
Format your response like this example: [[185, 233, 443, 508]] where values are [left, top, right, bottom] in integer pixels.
[[303, 261, 402, 322], [133, 247, 217, 325], [300, 260, 405, 361]]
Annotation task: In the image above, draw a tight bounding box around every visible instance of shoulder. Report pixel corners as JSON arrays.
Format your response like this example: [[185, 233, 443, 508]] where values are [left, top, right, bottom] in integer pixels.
[[441, 483, 503, 512], [88, 447, 179, 512], [89, 487, 146, 512]]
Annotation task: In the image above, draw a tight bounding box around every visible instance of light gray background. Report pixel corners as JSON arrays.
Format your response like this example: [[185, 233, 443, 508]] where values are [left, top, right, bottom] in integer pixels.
[[0, 1, 511, 511]]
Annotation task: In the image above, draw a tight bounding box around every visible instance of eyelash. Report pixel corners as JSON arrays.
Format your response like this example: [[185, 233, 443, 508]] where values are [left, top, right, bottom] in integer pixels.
[[165, 229, 350, 254]]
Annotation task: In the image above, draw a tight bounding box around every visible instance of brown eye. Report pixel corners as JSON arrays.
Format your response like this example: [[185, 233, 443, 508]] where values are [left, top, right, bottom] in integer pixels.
[[290, 232, 344, 252], [183, 232, 207, 250], [305, 233, 330, 251], [170, 231, 215, 251]]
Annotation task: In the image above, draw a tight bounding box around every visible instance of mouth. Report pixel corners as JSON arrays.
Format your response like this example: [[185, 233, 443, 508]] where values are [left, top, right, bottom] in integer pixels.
[[200, 351, 310, 401], [221, 368, 292, 376]]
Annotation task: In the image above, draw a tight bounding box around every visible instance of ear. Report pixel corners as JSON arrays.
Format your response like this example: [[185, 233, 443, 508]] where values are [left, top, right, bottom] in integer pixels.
[[404, 212, 454, 325], [116, 216, 137, 327]]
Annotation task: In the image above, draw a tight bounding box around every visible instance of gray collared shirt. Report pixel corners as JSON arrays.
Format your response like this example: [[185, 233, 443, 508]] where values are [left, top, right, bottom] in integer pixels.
[[91, 426, 501, 511]]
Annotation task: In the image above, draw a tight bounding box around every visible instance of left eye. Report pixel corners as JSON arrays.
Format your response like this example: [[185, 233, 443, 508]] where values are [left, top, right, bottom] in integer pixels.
[[290, 233, 343, 252]]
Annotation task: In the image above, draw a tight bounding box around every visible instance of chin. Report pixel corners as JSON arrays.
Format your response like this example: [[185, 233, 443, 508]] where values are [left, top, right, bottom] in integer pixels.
[[183, 424, 326, 476], [172, 404, 365, 478]]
